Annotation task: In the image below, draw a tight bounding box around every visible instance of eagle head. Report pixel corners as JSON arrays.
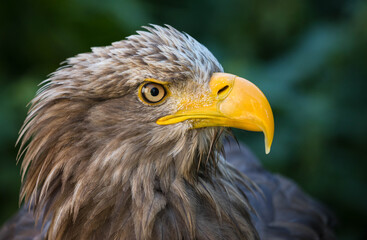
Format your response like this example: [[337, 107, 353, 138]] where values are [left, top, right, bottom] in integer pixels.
[[19, 25, 274, 239]]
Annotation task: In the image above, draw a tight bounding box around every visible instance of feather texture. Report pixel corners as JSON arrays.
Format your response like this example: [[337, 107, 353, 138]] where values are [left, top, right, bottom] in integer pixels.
[[0, 25, 335, 240], [0, 140, 336, 240]]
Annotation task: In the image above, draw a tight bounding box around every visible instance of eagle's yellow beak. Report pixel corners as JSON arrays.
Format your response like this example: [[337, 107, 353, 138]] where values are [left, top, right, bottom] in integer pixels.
[[156, 73, 274, 154]]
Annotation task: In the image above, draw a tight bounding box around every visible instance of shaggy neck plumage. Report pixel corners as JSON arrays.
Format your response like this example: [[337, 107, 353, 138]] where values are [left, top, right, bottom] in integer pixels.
[[18, 97, 253, 239], [19, 98, 257, 240]]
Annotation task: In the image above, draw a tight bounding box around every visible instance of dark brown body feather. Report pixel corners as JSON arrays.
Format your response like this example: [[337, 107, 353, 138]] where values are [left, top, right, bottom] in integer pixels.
[[225, 140, 336, 240]]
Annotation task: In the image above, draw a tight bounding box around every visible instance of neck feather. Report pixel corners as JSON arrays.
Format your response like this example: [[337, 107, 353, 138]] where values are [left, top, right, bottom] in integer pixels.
[[19, 95, 257, 240]]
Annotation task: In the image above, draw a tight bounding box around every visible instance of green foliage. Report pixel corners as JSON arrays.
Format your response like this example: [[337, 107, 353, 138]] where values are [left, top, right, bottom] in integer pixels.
[[0, 0, 366, 239]]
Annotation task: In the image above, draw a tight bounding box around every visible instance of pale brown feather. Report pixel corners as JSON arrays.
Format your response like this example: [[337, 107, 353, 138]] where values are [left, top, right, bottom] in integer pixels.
[[12, 25, 258, 239]]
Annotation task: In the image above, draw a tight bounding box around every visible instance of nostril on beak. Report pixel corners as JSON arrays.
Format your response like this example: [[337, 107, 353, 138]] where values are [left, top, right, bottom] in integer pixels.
[[217, 85, 229, 96], [210, 72, 235, 99]]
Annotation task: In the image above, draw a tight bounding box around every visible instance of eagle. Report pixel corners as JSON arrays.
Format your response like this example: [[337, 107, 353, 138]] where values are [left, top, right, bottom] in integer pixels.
[[0, 25, 335, 240]]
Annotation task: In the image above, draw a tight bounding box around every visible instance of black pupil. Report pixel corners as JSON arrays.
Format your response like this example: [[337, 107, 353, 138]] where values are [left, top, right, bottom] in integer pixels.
[[150, 87, 159, 96]]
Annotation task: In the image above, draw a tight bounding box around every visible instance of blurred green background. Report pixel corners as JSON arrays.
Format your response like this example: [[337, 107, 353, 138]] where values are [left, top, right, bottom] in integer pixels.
[[0, 0, 366, 239]]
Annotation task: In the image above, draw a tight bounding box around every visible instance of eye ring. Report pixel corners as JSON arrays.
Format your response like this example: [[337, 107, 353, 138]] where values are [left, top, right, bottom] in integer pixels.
[[138, 81, 168, 105]]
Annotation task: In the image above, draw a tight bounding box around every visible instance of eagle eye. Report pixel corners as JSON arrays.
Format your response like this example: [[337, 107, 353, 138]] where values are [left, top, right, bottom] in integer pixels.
[[139, 82, 167, 105]]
